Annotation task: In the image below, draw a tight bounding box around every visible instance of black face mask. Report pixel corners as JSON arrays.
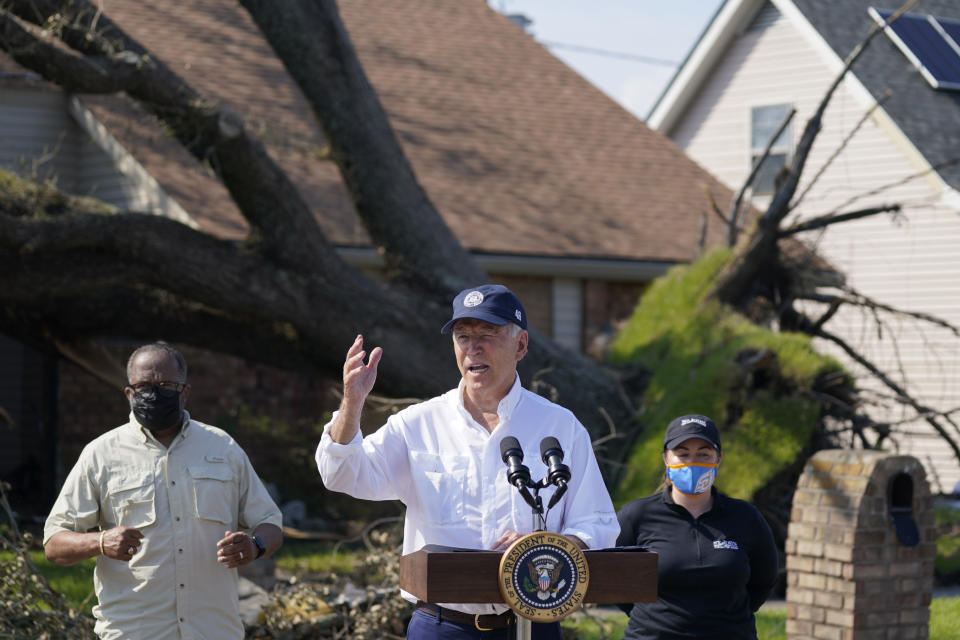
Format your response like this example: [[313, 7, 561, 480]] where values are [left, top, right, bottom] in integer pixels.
[[131, 389, 183, 432]]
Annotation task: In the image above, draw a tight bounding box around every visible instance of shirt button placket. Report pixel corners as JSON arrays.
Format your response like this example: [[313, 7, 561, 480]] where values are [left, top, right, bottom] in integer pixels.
[[167, 454, 188, 628], [481, 451, 492, 544]]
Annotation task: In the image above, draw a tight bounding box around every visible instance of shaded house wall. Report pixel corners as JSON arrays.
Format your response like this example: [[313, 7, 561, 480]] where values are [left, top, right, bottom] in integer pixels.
[[0, 337, 57, 516]]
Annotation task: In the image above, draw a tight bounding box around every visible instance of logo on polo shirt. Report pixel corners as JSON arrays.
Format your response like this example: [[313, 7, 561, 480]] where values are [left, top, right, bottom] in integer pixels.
[[464, 291, 484, 307], [713, 540, 740, 550]]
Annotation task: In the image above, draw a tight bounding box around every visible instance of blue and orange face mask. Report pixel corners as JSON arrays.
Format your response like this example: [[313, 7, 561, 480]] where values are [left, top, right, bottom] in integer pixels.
[[665, 461, 718, 496]]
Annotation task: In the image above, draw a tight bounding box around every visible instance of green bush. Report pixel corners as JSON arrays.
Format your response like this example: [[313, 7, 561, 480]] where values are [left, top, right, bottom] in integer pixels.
[[935, 504, 960, 577], [609, 248, 847, 504], [0, 550, 96, 612]]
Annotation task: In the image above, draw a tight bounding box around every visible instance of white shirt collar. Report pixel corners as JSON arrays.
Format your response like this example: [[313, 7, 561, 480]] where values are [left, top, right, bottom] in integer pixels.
[[127, 410, 191, 444], [454, 373, 522, 429]]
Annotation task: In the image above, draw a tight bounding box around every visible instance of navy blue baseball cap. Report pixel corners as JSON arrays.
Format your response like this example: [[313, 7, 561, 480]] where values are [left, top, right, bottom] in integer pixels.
[[440, 284, 528, 334], [663, 414, 721, 452]]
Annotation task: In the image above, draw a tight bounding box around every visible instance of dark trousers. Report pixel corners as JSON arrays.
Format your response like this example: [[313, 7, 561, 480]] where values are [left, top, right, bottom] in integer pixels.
[[406, 609, 563, 640]]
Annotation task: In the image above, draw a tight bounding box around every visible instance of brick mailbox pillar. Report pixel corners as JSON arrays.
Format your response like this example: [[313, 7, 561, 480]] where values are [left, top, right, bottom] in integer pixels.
[[785, 450, 936, 640]]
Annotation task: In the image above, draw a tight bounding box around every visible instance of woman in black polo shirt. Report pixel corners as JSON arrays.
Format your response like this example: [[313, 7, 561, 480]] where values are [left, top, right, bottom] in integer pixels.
[[616, 414, 778, 640]]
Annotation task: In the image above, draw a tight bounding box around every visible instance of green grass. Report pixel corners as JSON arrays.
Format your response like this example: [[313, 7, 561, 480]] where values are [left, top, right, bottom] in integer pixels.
[[562, 603, 958, 640], [756, 607, 787, 640], [270, 541, 359, 574], [937, 534, 960, 575], [931, 597, 960, 639], [562, 608, 785, 640], [935, 505, 960, 576]]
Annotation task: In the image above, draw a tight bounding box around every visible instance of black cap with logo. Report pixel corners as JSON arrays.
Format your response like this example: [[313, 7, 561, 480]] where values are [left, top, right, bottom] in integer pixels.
[[663, 414, 721, 452]]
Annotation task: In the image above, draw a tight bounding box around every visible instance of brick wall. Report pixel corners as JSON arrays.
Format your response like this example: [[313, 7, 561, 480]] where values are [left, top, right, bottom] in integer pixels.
[[785, 450, 936, 640]]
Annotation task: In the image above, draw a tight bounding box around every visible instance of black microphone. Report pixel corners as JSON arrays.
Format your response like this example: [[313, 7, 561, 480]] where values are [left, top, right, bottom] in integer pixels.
[[540, 437, 571, 487], [500, 436, 531, 489], [540, 437, 571, 509]]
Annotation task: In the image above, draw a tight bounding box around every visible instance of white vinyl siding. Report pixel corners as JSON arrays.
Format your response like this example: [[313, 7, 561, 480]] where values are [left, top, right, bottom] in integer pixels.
[[0, 88, 84, 191], [0, 86, 194, 225], [552, 278, 583, 352], [68, 98, 196, 225], [667, 5, 960, 491]]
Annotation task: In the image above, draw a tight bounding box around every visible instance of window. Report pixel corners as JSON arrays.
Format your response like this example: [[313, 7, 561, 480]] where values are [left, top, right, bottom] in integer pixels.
[[750, 104, 792, 195]]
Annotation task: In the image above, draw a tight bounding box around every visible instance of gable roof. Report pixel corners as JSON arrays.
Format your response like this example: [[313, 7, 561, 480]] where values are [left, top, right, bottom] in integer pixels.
[[792, 0, 960, 191], [1, 0, 736, 267], [649, 0, 960, 193]]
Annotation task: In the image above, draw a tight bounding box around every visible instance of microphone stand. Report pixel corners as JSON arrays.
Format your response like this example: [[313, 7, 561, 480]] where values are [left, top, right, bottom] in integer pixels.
[[512, 478, 559, 640], [499, 437, 570, 640]]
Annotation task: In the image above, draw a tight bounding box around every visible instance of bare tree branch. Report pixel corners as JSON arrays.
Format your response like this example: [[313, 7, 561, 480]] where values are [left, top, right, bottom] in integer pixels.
[[727, 107, 795, 246], [702, 184, 731, 226], [809, 298, 842, 334], [779, 203, 901, 236], [789, 90, 892, 212], [0, 9, 138, 92], [797, 288, 960, 336], [816, 327, 960, 462], [822, 158, 960, 218]]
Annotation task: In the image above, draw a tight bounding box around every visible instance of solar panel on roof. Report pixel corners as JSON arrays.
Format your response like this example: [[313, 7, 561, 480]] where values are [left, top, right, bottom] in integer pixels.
[[934, 16, 960, 57], [869, 7, 960, 91]]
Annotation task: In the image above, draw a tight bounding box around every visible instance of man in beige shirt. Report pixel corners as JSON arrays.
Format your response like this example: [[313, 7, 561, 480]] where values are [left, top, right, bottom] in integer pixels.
[[44, 343, 283, 640]]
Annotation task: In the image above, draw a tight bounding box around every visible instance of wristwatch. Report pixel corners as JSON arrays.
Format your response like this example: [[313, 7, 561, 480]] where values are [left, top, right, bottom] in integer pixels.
[[252, 535, 266, 559]]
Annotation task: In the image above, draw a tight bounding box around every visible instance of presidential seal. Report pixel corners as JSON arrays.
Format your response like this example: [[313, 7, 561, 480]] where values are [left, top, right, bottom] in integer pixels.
[[498, 532, 589, 622]]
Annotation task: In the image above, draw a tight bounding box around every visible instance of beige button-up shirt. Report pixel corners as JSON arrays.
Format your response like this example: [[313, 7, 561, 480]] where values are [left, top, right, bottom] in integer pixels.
[[44, 412, 282, 640]]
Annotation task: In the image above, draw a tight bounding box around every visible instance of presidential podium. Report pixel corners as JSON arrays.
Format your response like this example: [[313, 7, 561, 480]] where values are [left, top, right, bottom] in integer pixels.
[[399, 545, 657, 607]]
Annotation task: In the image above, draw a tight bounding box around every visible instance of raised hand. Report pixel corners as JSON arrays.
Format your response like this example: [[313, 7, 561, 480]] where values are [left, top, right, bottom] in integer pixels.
[[342, 334, 382, 405], [330, 335, 382, 443]]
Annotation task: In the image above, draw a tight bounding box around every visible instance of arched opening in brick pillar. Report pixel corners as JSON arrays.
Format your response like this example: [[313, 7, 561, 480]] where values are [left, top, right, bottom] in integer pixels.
[[889, 472, 919, 547], [786, 450, 935, 639]]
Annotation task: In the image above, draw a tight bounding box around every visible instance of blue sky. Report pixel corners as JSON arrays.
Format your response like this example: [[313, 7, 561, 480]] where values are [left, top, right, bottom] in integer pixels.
[[489, 0, 724, 120]]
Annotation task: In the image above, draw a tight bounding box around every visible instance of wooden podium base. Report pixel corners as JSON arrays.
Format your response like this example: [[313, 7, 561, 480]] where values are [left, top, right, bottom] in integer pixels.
[[399, 545, 657, 604]]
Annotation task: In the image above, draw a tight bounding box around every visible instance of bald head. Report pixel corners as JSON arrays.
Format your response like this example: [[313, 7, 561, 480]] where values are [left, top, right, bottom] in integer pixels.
[[126, 343, 187, 384]]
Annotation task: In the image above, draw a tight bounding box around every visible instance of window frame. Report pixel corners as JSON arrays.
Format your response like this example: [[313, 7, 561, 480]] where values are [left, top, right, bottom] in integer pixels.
[[749, 103, 793, 196]]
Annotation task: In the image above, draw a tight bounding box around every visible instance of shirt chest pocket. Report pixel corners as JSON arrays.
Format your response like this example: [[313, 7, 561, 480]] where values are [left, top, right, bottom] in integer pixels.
[[409, 451, 469, 526], [105, 470, 157, 529], [188, 464, 235, 525]]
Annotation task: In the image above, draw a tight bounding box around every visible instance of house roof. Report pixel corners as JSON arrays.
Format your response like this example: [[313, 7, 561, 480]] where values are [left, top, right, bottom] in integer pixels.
[[791, 0, 960, 192], [2, 0, 738, 266], [649, 0, 960, 193]]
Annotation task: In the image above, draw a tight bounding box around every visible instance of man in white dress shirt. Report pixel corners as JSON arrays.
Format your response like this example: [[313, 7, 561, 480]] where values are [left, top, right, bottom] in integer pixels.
[[316, 284, 619, 639]]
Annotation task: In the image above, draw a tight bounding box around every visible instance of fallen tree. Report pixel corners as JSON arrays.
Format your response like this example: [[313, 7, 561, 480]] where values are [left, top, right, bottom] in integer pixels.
[[1, 0, 958, 492]]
